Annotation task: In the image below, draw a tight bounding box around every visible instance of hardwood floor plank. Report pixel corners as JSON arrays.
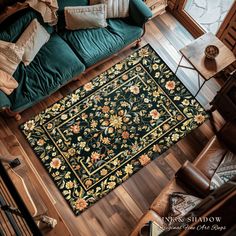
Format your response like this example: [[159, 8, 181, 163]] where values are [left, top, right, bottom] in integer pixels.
[[122, 162, 170, 213], [0, 117, 13, 137], [160, 12, 194, 43], [153, 17, 186, 50], [114, 187, 143, 221], [164, 153, 182, 172], [144, 162, 170, 192], [155, 155, 176, 179]]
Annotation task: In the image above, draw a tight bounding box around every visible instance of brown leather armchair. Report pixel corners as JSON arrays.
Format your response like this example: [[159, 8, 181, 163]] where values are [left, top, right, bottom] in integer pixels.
[[130, 135, 229, 236]]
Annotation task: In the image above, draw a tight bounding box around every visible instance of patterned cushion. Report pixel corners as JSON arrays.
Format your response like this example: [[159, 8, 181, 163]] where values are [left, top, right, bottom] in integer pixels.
[[16, 19, 50, 66], [168, 192, 202, 218], [64, 4, 107, 30], [0, 40, 24, 75], [90, 0, 129, 18], [210, 151, 236, 190]]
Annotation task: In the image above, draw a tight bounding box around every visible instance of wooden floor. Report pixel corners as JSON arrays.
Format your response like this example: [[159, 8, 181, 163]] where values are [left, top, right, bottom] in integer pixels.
[[0, 12, 225, 236]]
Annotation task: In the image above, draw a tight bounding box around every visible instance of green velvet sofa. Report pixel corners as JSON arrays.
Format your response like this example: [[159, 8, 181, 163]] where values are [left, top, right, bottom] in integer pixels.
[[0, 0, 152, 119]]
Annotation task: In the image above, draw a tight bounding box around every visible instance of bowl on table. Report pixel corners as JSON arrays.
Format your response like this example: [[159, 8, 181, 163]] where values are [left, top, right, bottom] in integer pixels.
[[204, 45, 219, 59]]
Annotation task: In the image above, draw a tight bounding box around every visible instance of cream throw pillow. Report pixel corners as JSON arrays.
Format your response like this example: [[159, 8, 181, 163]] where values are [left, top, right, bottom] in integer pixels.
[[0, 69, 18, 95], [0, 40, 24, 75], [90, 0, 129, 18], [65, 4, 107, 30], [16, 19, 50, 66]]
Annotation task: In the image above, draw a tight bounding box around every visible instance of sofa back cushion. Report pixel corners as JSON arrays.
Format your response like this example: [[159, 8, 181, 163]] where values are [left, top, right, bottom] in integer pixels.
[[57, 0, 89, 30], [57, 0, 89, 13], [0, 9, 53, 43]]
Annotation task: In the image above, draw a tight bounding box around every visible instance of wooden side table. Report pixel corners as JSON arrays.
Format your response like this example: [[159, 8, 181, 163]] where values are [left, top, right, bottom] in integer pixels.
[[176, 33, 236, 97]]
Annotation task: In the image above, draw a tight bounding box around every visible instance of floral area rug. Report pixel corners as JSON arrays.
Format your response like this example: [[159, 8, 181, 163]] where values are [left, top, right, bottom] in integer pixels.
[[20, 44, 208, 215]]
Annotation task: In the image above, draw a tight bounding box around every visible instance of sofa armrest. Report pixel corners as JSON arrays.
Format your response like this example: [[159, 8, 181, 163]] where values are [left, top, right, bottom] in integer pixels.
[[129, 0, 153, 27], [0, 91, 11, 111], [175, 161, 211, 197]]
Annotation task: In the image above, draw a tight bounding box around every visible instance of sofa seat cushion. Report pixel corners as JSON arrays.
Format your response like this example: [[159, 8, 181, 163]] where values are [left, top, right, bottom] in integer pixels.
[[60, 26, 123, 67], [107, 18, 143, 46], [60, 18, 143, 67], [9, 34, 85, 112]]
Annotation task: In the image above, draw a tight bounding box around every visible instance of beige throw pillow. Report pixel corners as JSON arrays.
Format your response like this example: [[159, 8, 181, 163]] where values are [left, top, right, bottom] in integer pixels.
[[0, 40, 24, 75], [0, 69, 18, 95], [16, 19, 50, 66], [90, 0, 129, 18], [64, 4, 108, 30]]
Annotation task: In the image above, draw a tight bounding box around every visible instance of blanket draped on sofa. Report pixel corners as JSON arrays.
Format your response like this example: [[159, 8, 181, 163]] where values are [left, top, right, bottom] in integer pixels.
[[25, 0, 58, 25]]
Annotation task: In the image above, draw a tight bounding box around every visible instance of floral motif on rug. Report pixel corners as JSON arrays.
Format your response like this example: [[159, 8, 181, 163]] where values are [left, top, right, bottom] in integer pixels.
[[20, 44, 208, 215]]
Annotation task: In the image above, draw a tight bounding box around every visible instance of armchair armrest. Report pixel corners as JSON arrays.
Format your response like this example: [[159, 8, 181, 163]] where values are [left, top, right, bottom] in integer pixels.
[[193, 136, 226, 179], [175, 161, 210, 198], [0, 91, 11, 111], [129, 0, 153, 27]]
